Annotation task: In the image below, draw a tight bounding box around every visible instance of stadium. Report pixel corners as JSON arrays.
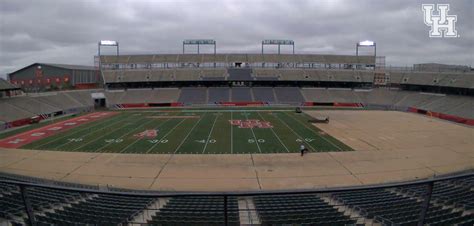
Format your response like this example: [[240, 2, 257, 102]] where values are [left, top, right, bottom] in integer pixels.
[[1, 0, 474, 224], [0, 38, 473, 225]]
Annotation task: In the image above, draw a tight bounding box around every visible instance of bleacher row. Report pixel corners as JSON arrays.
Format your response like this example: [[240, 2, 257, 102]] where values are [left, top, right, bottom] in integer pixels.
[[0, 90, 96, 123], [389, 71, 473, 89], [1, 87, 472, 125], [1, 174, 473, 225], [103, 87, 473, 119], [102, 68, 474, 89], [100, 53, 376, 65], [102, 69, 375, 83]]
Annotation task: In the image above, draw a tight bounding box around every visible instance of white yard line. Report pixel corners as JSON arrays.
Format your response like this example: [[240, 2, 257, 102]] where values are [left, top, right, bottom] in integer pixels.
[[230, 111, 233, 154], [37, 114, 126, 149], [257, 112, 289, 153], [145, 118, 188, 154], [119, 117, 173, 153], [173, 112, 207, 154], [94, 115, 160, 152], [202, 113, 219, 154], [52, 115, 130, 150], [271, 112, 318, 151], [70, 115, 145, 151], [285, 112, 343, 151], [245, 113, 262, 153]]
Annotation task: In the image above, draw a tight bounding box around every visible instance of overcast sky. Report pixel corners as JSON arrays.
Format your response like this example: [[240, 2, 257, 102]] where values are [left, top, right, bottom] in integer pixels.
[[0, 0, 472, 78]]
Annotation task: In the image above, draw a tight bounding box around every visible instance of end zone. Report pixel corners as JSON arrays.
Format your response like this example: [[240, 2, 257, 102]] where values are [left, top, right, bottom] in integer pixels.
[[0, 112, 118, 148]]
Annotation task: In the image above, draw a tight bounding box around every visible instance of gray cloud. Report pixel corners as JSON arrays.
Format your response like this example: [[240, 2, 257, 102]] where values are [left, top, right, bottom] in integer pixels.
[[0, 0, 472, 78]]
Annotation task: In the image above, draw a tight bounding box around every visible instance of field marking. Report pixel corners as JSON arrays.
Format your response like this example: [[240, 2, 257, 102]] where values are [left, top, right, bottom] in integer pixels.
[[94, 113, 166, 153], [119, 117, 174, 153], [145, 118, 188, 154], [285, 112, 343, 151], [271, 112, 318, 151], [45, 116, 130, 151], [202, 113, 219, 154], [230, 111, 233, 154], [257, 112, 290, 153], [245, 113, 262, 153], [32, 113, 126, 149], [173, 112, 207, 154], [51, 114, 130, 150], [70, 113, 153, 152]]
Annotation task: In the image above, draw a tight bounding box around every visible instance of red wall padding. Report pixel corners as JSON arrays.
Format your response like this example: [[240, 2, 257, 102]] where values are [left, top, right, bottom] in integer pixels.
[[408, 107, 474, 126], [218, 102, 266, 106]]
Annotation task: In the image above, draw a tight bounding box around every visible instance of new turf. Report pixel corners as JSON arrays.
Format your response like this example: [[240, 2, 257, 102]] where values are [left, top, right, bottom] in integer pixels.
[[20, 110, 353, 154]]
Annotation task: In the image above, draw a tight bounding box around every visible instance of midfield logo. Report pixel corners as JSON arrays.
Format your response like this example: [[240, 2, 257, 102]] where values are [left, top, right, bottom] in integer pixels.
[[229, 120, 273, 129], [422, 4, 458, 38]]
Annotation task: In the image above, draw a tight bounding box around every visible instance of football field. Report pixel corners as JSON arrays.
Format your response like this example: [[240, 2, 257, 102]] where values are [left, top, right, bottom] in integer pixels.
[[18, 110, 353, 154]]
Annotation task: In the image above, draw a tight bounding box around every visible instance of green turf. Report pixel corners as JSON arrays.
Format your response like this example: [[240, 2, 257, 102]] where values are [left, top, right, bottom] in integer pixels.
[[19, 110, 354, 154]]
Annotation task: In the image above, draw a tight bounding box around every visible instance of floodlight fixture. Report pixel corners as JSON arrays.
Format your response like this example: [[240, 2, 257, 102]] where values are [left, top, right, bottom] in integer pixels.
[[99, 40, 118, 46], [356, 40, 376, 56], [98, 40, 119, 70], [261, 39, 295, 54], [182, 39, 216, 54], [358, 40, 375, 46]]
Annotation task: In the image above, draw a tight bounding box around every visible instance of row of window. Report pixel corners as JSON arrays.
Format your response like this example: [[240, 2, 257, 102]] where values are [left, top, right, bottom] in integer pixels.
[[11, 77, 70, 86]]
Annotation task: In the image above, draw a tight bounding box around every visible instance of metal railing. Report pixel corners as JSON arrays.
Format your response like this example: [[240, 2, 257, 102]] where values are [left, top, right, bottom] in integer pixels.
[[0, 170, 472, 226]]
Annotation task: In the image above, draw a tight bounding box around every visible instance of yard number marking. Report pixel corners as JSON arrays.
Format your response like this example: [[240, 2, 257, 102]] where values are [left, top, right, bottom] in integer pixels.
[[105, 139, 123, 143]]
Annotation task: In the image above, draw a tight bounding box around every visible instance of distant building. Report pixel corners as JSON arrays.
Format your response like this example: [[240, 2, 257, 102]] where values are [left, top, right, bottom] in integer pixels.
[[8, 63, 101, 92]]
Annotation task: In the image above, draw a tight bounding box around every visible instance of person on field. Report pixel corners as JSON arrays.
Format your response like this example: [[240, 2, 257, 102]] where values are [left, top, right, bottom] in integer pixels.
[[300, 144, 308, 156]]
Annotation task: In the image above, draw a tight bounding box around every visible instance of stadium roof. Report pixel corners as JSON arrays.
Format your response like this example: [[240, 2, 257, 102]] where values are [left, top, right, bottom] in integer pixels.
[[0, 78, 19, 91], [8, 63, 97, 75]]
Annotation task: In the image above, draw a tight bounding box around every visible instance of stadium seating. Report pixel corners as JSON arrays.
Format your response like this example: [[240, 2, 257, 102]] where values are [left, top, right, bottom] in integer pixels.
[[0, 90, 95, 124], [62, 90, 95, 107], [149, 88, 180, 103], [1, 87, 472, 126], [208, 87, 230, 103], [227, 68, 253, 81], [0, 102, 35, 122], [355, 88, 398, 106], [394, 92, 444, 108], [33, 92, 86, 110], [279, 69, 306, 81], [36, 194, 154, 225], [397, 180, 474, 211], [5, 97, 60, 115], [178, 87, 207, 104], [231, 87, 253, 102], [147, 196, 240, 226], [1, 174, 473, 225], [254, 194, 358, 225], [117, 89, 153, 104], [201, 69, 227, 81], [102, 71, 120, 83], [149, 70, 175, 82], [252, 87, 276, 103], [100, 54, 376, 65], [333, 184, 473, 226], [302, 88, 363, 103], [326, 70, 358, 82], [274, 87, 304, 104], [174, 69, 202, 81], [252, 69, 280, 80]]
